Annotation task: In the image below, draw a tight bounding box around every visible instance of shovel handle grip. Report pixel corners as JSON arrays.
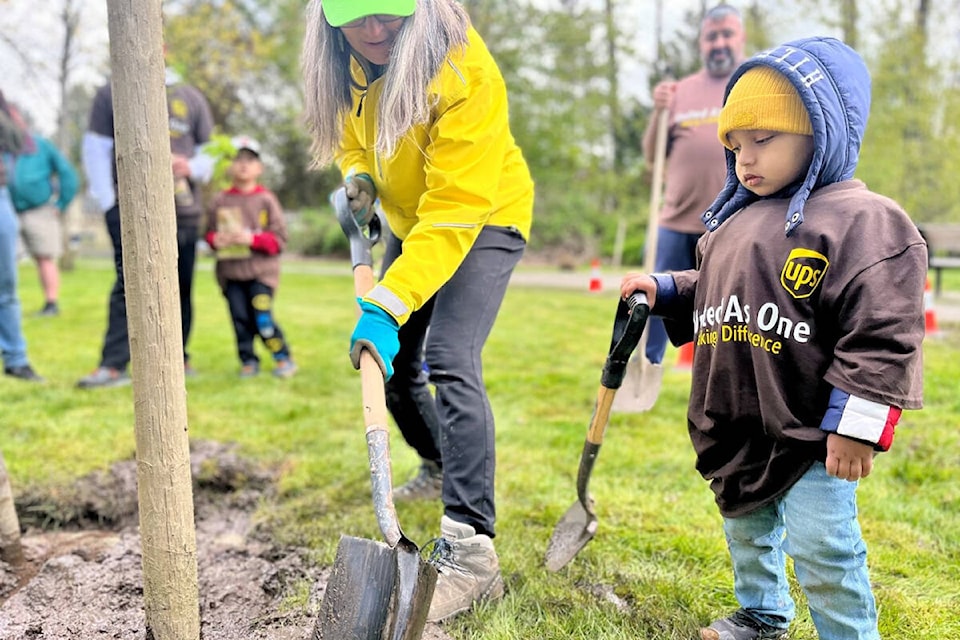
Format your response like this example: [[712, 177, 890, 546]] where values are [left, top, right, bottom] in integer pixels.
[[602, 293, 649, 389], [332, 186, 382, 269], [584, 293, 650, 446]]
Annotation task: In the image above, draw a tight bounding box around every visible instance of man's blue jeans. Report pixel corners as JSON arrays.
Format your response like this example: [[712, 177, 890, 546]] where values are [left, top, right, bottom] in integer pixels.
[[0, 186, 28, 369], [721, 462, 880, 639], [645, 227, 701, 364]]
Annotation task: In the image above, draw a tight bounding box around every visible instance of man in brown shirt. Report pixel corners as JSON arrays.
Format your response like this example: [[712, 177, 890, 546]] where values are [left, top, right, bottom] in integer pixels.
[[641, 3, 746, 366]]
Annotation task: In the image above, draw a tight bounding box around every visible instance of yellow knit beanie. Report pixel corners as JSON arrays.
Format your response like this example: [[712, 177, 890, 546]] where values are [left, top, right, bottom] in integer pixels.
[[717, 66, 813, 149]]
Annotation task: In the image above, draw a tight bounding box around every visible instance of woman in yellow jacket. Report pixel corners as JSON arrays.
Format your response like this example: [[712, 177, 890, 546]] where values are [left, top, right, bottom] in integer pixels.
[[303, 0, 534, 623]]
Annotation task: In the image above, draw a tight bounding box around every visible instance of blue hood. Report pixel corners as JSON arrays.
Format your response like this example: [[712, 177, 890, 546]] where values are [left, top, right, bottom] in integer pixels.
[[701, 37, 871, 236]]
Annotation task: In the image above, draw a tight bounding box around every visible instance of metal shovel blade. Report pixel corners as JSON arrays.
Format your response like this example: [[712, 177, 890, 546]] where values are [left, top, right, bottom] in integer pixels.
[[610, 347, 663, 413], [545, 471, 599, 572], [545, 295, 649, 572], [390, 541, 438, 640], [544, 435, 603, 572], [313, 535, 397, 639]]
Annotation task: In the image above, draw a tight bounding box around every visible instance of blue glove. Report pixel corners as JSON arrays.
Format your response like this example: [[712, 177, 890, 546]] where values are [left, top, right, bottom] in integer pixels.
[[350, 301, 400, 380]]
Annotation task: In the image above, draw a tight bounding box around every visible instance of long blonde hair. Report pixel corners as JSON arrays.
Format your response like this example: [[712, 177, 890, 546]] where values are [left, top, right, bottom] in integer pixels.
[[302, 0, 469, 168]]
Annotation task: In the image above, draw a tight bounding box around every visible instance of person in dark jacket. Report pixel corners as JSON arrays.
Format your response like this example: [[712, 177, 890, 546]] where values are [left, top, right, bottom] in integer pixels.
[[77, 67, 214, 388], [621, 39, 925, 640]]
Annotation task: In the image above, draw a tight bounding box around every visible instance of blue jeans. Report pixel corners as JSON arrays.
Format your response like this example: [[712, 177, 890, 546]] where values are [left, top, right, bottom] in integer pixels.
[[721, 462, 879, 639], [645, 227, 700, 364], [0, 186, 28, 369]]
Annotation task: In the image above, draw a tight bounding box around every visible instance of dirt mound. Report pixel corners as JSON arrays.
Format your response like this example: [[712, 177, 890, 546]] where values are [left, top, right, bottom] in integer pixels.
[[0, 441, 452, 640]]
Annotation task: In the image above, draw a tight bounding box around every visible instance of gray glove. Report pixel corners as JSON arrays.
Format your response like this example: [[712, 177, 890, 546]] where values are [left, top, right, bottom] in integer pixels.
[[344, 172, 377, 227]]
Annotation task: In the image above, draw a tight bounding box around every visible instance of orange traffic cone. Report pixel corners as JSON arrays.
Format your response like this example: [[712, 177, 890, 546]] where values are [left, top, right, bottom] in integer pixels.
[[589, 258, 603, 292], [924, 276, 940, 338], [675, 341, 694, 370]]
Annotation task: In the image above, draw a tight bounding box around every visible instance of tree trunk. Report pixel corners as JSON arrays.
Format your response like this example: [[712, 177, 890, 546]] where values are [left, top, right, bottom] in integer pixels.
[[915, 0, 930, 37], [840, 0, 859, 50], [605, 0, 626, 267], [105, 1, 200, 639], [55, 0, 80, 150], [0, 451, 23, 566]]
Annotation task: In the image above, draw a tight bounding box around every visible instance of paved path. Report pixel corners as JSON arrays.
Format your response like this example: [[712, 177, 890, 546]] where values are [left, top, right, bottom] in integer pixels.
[[83, 254, 960, 327], [504, 265, 960, 326]]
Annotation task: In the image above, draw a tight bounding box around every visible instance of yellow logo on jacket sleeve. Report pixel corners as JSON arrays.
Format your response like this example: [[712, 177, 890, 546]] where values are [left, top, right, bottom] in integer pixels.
[[781, 248, 829, 299]]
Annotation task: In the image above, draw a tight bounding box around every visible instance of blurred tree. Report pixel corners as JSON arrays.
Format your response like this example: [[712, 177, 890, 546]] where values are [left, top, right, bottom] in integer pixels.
[[494, 1, 641, 260], [0, 0, 97, 160], [53, 0, 82, 150], [859, 0, 960, 221], [793, 0, 860, 48]]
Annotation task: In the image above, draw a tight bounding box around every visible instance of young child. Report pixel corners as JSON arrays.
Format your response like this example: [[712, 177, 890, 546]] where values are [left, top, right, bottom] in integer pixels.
[[205, 136, 297, 378], [621, 38, 926, 640]]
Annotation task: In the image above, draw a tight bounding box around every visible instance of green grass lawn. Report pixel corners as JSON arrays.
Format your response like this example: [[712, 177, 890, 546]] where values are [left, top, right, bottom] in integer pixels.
[[4, 256, 960, 639]]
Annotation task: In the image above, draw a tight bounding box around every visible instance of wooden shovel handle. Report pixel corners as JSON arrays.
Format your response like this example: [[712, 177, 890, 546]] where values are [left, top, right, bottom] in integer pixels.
[[353, 263, 389, 441], [644, 109, 670, 273]]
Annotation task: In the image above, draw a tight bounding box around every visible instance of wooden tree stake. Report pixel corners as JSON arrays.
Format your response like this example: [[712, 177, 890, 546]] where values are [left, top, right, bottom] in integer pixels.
[[105, 1, 200, 638]]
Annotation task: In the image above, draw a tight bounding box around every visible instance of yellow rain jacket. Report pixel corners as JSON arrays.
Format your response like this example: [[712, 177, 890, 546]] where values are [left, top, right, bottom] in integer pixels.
[[336, 27, 534, 326]]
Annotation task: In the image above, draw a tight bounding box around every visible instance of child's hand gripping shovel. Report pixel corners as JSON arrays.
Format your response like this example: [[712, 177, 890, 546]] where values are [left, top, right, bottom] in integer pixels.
[[312, 188, 438, 640], [544, 293, 650, 571]]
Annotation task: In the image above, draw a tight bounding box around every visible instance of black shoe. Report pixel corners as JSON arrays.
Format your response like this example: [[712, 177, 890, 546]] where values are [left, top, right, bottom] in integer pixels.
[[701, 609, 789, 640], [35, 302, 59, 317], [4, 365, 45, 383], [393, 459, 443, 501]]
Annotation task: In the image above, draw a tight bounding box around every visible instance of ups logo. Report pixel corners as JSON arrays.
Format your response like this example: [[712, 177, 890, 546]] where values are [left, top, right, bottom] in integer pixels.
[[781, 248, 829, 299]]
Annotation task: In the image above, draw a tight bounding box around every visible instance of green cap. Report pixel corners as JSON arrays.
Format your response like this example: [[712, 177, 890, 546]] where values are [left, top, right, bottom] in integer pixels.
[[323, 0, 416, 27]]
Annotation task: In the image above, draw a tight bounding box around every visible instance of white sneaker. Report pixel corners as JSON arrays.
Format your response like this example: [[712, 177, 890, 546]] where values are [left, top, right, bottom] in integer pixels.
[[426, 515, 504, 623]]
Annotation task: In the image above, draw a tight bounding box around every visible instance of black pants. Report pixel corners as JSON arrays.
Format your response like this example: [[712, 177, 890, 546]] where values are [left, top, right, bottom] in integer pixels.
[[223, 279, 290, 365], [99, 204, 197, 369], [381, 232, 443, 467], [381, 226, 525, 537]]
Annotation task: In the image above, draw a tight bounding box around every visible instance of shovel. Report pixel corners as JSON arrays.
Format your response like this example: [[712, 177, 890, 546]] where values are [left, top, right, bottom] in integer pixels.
[[313, 189, 438, 640], [611, 107, 670, 414], [545, 292, 650, 571]]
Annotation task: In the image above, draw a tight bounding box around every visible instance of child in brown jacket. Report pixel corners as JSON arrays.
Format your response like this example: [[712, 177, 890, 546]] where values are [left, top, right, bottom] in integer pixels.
[[205, 136, 296, 378]]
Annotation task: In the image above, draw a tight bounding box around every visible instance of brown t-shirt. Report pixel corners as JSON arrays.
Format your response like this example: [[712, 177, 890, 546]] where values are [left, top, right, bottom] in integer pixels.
[[206, 185, 288, 291], [665, 180, 926, 516], [643, 69, 731, 234]]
